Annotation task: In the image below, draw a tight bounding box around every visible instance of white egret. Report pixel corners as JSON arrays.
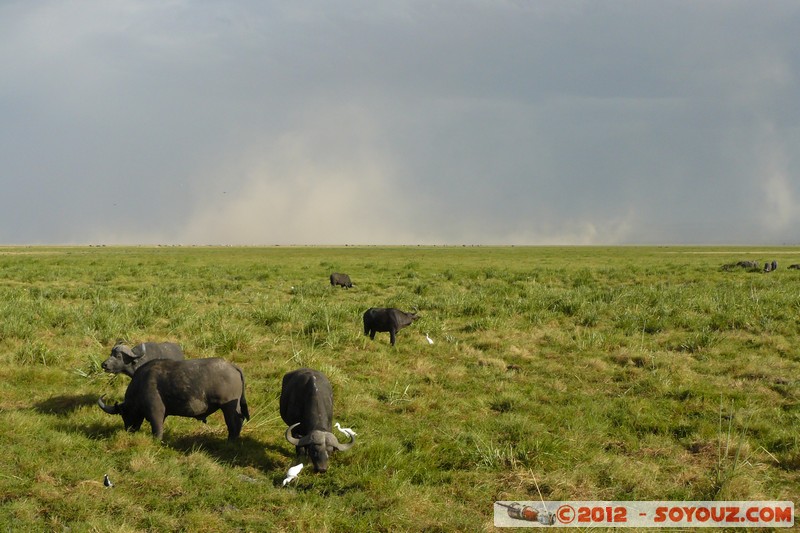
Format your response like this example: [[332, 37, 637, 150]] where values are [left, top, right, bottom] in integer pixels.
[[334, 422, 357, 439], [282, 463, 303, 486], [425, 333, 434, 345]]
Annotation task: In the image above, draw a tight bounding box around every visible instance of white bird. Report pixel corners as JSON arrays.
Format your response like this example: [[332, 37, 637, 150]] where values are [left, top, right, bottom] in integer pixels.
[[103, 474, 114, 488], [282, 463, 303, 486], [334, 422, 357, 438], [425, 333, 434, 345]]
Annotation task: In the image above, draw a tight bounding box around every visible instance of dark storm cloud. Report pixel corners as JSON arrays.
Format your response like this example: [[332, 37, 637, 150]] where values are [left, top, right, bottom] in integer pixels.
[[1, 1, 798, 244]]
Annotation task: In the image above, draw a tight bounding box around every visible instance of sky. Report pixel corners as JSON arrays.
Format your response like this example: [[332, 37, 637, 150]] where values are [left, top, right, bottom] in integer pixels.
[[1, 0, 799, 245]]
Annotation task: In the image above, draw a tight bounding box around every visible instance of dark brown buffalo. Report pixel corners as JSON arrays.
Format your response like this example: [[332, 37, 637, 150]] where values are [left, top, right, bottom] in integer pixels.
[[330, 273, 353, 288], [280, 368, 355, 473], [98, 358, 249, 440], [101, 342, 185, 378], [363, 307, 419, 346]]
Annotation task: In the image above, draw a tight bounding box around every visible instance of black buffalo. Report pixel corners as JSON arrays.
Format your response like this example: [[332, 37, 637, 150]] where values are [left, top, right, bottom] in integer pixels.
[[330, 273, 353, 288], [363, 307, 419, 346], [101, 342, 185, 378], [280, 368, 355, 473], [98, 358, 249, 440]]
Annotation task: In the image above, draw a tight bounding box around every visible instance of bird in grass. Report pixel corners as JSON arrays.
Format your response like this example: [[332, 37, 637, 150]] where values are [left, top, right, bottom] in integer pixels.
[[103, 474, 114, 488], [282, 463, 303, 487], [425, 333, 434, 345], [334, 422, 357, 439]]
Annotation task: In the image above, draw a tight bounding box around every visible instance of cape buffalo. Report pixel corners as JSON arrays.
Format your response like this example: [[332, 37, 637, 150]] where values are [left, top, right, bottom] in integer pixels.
[[280, 368, 355, 473], [330, 273, 353, 288], [363, 307, 419, 346], [101, 342, 185, 378], [720, 261, 760, 272], [98, 358, 249, 440]]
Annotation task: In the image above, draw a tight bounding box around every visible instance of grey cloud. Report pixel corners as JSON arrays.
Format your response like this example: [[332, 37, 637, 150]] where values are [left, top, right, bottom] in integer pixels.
[[1, 1, 798, 244]]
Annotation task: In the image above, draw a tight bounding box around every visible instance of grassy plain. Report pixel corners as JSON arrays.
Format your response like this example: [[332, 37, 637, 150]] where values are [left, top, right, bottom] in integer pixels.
[[0, 246, 798, 531]]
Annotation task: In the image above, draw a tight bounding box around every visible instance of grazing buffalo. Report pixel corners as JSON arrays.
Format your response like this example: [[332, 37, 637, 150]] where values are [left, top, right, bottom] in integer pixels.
[[280, 368, 355, 473], [101, 342, 185, 378], [789, 264, 800, 270], [720, 261, 760, 272], [330, 273, 353, 288], [98, 358, 249, 440], [363, 307, 419, 346]]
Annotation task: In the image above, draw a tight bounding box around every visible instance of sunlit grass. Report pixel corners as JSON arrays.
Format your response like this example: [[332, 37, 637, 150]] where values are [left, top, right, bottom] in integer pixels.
[[0, 246, 798, 530]]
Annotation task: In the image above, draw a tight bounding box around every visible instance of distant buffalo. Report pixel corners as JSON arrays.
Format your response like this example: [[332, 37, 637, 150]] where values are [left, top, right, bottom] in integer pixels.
[[101, 342, 185, 378], [720, 261, 760, 272], [330, 273, 353, 288], [789, 264, 800, 270], [280, 368, 355, 473], [98, 358, 249, 440], [363, 307, 419, 346]]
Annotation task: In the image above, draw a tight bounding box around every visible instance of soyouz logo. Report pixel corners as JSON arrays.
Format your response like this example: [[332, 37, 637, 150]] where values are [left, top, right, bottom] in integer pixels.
[[494, 501, 795, 528]]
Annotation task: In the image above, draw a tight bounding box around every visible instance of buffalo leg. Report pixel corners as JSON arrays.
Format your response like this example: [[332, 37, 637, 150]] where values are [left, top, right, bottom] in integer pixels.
[[147, 416, 165, 440], [221, 400, 243, 440], [369, 330, 376, 340], [126, 415, 145, 434], [390, 329, 396, 346], [147, 403, 166, 440]]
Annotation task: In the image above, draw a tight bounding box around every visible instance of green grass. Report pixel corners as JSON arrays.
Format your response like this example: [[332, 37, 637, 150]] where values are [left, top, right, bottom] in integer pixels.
[[0, 246, 798, 531]]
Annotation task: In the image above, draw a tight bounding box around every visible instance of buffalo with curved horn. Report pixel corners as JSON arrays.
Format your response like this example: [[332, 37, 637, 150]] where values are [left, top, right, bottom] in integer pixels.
[[363, 307, 419, 346], [98, 358, 249, 440], [101, 341, 185, 378], [329, 273, 353, 288], [280, 368, 355, 473]]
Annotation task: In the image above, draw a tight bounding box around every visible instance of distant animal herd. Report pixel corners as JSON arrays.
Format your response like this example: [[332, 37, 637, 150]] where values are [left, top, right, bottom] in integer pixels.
[[96, 272, 420, 479], [720, 259, 800, 273]]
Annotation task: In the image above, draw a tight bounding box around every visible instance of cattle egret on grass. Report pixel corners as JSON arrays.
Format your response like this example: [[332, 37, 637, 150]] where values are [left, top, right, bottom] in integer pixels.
[[425, 333, 434, 345], [282, 463, 303, 486], [334, 422, 357, 438]]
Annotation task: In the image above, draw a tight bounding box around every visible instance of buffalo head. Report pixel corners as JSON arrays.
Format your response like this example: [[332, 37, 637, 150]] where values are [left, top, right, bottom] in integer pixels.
[[284, 422, 355, 473], [101, 344, 138, 375]]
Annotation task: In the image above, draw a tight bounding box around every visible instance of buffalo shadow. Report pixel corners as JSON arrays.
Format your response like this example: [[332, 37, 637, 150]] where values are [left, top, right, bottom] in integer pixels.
[[40, 393, 290, 474], [35, 393, 124, 439], [58, 420, 122, 440], [34, 393, 98, 416], [168, 433, 286, 472]]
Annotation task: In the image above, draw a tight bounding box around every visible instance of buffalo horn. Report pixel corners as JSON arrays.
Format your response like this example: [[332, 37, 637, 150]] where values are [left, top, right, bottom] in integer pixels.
[[116, 345, 138, 359], [284, 422, 301, 446], [328, 431, 355, 451], [97, 395, 120, 415]]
